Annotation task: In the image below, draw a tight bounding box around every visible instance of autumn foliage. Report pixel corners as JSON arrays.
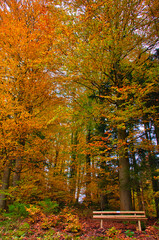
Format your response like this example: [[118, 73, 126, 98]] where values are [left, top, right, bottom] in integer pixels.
[[0, 0, 158, 225]]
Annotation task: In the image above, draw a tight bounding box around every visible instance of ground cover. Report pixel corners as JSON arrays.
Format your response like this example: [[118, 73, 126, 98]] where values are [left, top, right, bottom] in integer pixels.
[[0, 207, 158, 240]]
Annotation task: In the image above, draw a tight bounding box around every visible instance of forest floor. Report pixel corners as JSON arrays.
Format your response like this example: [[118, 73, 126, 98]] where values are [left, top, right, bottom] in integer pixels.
[[79, 217, 159, 240], [0, 213, 159, 240]]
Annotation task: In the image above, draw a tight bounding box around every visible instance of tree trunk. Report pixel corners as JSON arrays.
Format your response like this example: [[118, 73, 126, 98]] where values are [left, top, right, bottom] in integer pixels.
[[70, 131, 78, 202], [76, 163, 81, 203], [86, 126, 91, 201], [154, 124, 159, 146], [96, 115, 109, 210], [144, 122, 159, 218], [118, 128, 132, 210], [152, 124, 159, 218], [13, 157, 22, 187], [0, 164, 11, 209]]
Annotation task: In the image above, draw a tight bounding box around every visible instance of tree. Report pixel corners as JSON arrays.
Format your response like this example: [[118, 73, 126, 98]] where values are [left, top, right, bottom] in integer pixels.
[[65, 0, 158, 210], [0, 0, 65, 209]]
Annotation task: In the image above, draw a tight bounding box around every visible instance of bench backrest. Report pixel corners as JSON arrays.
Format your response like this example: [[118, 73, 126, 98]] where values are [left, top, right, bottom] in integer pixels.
[[93, 211, 145, 215]]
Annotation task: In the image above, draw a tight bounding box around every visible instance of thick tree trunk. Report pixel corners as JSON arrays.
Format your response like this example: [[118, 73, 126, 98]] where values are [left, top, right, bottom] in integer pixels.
[[0, 164, 11, 209], [118, 128, 132, 210]]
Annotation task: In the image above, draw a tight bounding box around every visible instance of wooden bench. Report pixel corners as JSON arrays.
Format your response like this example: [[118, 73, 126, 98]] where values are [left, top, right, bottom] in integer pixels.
[[93, 211, 147, 231]]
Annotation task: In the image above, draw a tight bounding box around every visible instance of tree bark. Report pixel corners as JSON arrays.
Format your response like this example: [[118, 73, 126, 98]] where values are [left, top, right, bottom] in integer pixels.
[[0, 163, 11, 209], [118, 128, 132, 210]]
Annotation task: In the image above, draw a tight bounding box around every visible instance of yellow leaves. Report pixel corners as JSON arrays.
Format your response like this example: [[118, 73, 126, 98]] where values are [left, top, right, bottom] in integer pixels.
[[0, 1, 67, 179], [0, 1, 64, 71]]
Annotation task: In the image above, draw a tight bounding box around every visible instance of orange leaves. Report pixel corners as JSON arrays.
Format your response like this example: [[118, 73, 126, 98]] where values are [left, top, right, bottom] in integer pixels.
[[0, 0, 67, 179], [0, 0, 64, 72]]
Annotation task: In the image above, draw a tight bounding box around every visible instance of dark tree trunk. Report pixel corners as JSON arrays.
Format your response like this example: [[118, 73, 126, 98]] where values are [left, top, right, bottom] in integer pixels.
[[154, 124, 159, 146], [118, 128, 132, 211], [0, 164, 11, 209]]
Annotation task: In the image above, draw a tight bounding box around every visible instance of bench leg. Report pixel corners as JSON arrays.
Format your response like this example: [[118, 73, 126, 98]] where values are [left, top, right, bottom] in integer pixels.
[[100, 219, 103, 228], [138, 220, 141, 231]]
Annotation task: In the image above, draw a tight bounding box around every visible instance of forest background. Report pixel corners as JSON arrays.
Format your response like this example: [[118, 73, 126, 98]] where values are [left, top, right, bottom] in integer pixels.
[[0, 0, 158, 221]]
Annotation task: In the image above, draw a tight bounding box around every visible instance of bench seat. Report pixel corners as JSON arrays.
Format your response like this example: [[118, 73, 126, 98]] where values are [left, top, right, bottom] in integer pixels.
[[93, 211, 147, 231]]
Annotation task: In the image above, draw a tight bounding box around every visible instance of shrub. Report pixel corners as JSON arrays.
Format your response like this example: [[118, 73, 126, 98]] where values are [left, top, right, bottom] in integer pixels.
[[25, 204, 44, 223], [4, 202, 30, 218], [59, 208, 83, 233], [38, 199, 59, 214]]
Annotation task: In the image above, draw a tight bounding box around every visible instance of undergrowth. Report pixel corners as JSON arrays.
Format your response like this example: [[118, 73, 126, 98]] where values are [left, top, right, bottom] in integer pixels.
[[0, 202, 158, 239]]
